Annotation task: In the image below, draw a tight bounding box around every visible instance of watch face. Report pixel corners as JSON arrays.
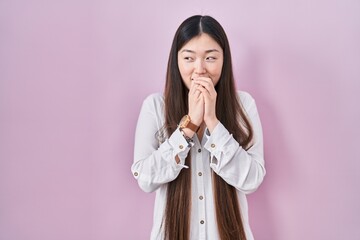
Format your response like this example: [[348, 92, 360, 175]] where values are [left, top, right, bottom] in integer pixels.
[[180, 115, 190, 128]]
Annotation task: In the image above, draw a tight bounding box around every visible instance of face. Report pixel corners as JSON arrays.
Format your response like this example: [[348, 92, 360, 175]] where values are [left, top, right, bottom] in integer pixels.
[[177, 33, 224, 89]]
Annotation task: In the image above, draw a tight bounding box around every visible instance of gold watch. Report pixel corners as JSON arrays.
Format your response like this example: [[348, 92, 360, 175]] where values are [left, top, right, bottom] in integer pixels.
[[179, 115, 199, 132]]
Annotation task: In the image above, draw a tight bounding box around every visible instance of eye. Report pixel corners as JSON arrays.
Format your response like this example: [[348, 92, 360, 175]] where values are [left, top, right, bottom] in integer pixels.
[[206, 56, 217, 61], [184, 57, 194, 61]]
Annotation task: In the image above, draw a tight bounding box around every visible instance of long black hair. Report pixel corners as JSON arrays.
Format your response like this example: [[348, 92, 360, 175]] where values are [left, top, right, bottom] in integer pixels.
[[163, 15, 253, 240]]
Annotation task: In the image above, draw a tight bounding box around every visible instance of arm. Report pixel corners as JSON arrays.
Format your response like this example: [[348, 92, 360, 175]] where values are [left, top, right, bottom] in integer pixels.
[[204, 93, 266, 194], [131, 94, 190, 193]]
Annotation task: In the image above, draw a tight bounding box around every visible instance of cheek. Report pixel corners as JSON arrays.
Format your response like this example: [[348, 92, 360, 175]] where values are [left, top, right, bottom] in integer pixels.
[[178, 64, 192, 88], [209, 64, 223, 85], [209, 64, 223, 77], [178, 65, 193, 82], [179, 64, 192, 75]]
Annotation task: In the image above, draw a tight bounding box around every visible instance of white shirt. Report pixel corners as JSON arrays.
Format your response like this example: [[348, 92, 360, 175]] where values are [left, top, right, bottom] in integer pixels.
[[131, 91, 266, 240]]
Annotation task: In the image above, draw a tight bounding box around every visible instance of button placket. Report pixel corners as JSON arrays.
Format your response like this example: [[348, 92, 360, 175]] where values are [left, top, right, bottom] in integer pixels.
[[195, 143, 206, 235]]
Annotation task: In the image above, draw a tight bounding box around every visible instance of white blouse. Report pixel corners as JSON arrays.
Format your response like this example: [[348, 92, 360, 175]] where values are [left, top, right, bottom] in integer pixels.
[[131, 91, 266, 240]]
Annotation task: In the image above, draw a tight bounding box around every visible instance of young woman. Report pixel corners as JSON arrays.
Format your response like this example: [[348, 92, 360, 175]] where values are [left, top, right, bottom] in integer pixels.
[[131, 15, 266, 240]]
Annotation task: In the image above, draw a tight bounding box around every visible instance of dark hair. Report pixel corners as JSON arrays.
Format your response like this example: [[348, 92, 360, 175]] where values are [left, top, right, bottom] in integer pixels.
[[163, 15, 253, 240]]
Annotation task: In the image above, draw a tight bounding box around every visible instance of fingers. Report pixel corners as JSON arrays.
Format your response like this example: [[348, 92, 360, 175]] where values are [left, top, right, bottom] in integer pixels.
[[193, 76, 213, 85], [193, 77, 215, 94], [193, 77, 216, 100], [188, 80, 205, 125], [189, 80, 203, 100], [189, 80, 196, 94]]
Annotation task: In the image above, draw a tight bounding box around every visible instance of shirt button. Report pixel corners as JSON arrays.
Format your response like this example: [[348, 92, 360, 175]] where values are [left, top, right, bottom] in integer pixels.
[[200, 220, 205, 224], [134, 172, 138, 177], [179, 145, 184, 149], [199, 196, 203, 200], [211, 143, 216, 148], [198, 149, 201, 153], [198, 172, 202, 176]]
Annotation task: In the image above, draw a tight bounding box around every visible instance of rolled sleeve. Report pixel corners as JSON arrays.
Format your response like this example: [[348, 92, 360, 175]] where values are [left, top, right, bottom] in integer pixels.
[[168, 128, 191, 168], [204, 123, 239, 170]]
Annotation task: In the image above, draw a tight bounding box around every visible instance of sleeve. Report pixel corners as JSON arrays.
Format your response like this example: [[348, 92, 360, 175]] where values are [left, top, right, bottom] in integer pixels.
[[131, 95, 191, 193], [204, 93, 266, 194]]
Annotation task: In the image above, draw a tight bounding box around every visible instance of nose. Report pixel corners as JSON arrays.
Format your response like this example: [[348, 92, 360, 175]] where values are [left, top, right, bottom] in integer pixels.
[[194, 59, 206, 75]]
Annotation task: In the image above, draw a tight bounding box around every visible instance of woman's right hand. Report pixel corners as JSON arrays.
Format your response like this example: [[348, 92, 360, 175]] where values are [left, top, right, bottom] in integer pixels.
[[188, 80, 204, 126]]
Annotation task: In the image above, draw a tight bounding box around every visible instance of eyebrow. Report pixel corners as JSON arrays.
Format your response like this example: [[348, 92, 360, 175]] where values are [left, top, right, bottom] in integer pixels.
[[180, 49, 220, 54]]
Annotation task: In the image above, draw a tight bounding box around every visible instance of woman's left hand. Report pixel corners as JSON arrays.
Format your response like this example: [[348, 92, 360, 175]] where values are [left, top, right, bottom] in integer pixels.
[[193, 77, 219, 132]]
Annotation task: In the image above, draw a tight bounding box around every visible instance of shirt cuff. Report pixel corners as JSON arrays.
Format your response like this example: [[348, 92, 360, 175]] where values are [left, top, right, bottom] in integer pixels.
[[168, 128, 191, 168], [204, 122, 238, 168]]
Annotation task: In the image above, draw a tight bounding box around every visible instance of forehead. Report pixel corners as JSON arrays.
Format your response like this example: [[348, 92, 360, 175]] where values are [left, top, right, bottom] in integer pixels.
[[179, 33, 222, 53]]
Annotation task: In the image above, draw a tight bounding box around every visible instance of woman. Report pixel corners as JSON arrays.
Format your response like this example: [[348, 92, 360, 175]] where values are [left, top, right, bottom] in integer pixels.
[[131, 15, 266, 240]]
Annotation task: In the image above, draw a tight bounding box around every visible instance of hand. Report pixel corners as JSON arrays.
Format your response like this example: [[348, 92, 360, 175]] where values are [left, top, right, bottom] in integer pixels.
[[188, 79, 204, 126], [193, 77, 219, 132]]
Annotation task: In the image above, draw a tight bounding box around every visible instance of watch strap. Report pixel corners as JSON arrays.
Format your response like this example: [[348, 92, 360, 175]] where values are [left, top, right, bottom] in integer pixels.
[[186, 121, 199, 132]]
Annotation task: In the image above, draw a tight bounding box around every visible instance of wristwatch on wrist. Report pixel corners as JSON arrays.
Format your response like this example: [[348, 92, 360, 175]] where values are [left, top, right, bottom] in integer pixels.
[[179, 115, 199, 132]]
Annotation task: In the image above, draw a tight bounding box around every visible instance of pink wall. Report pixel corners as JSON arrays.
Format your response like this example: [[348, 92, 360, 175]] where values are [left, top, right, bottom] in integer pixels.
[[1, 0, 359, 239]]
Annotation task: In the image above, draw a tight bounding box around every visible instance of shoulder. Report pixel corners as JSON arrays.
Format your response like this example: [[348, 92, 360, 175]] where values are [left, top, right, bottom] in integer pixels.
[[236, 90, 261, 118], [237, 90, 255, 109], [143, 92, 164, 103], [141, 92, 164, 111]]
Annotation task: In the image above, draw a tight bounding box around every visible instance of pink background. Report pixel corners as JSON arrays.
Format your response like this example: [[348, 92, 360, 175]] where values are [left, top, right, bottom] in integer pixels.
[[1, 0, 359, 239]]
